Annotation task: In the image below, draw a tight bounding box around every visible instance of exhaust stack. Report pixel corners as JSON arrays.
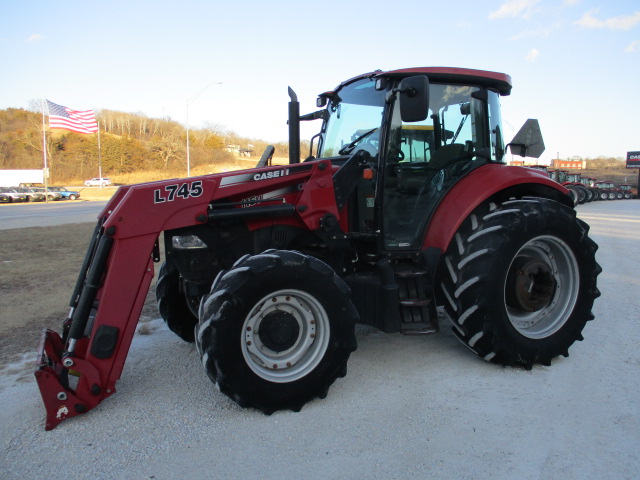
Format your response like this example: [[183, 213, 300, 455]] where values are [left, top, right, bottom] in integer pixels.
[[288, 87, 300, 164]]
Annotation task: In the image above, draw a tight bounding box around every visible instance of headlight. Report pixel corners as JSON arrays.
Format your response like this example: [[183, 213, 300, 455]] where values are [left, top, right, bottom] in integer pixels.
[[172, 235, 208, 250]]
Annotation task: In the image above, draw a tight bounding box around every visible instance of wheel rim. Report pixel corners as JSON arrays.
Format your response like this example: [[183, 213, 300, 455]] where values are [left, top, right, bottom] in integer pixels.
[[241, 289, 330, 383], [504, 235, 579, 339]]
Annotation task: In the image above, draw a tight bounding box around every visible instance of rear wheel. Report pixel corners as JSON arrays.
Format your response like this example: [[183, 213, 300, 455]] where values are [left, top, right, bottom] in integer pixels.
[[438, 198, 601, 369], [565, 186, 578, 205], [581, 186, 593, 202], [196, 250, 358, 413], [156, 261, 198, 342]]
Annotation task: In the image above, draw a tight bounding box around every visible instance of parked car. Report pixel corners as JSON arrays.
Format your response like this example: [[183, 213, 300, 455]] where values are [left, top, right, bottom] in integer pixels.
[[84, 177, 111, 187], [16, 187, 46, 202], [0, 192, 10, 203], [33, 187, 63, 201], [48, 186, 81, 200], [0, 187, 28, 203]]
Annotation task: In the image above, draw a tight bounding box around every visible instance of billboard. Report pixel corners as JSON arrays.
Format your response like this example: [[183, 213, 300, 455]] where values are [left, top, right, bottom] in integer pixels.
[[627, 151, 640, 169]]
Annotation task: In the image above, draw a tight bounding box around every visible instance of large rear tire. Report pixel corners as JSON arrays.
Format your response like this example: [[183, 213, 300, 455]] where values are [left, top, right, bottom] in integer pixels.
[[438, 198, 601, 369], [156, 261, 199, 342], [196, 250, 358, 413]]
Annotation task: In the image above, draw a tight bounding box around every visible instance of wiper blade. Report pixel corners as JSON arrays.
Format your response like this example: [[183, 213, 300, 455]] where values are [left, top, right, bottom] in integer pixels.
[[338, 128, 378, 155]]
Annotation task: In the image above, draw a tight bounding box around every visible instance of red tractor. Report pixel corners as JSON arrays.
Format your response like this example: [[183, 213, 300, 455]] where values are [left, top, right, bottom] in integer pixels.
[[35, 67, 601, 430], [619, 184, 636, 199], [579, 177, 601, 201], [547, 170, 590, 204], [565, 172, 594, 203], [595, 181, 619, 200]]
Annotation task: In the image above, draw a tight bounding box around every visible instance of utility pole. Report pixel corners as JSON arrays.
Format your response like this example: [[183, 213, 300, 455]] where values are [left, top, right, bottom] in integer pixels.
[[186, 82, 222, 177]]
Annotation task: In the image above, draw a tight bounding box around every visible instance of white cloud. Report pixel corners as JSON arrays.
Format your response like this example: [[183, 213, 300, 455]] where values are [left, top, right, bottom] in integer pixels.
[[625, 40, 640, 53], [525, 48, 540, 61], [575, 9, 640, 30], [510, 27, 553, 41], [489, 0, 541, 20], [27, 34, 44, 42]]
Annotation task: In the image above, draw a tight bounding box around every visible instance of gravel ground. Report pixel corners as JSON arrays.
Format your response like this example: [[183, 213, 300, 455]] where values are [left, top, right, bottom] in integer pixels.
[[1, 200, 639, 480]]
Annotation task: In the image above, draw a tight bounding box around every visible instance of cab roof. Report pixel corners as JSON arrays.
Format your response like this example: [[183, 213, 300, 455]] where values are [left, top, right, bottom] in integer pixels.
[[333, 66, 513, 96]]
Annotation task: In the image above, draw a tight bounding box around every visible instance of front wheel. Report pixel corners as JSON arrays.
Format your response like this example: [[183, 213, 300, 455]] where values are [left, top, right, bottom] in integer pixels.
[[156, 261, 199, 342], [438, 198, 601, 369], [196, 250, 358, 413]]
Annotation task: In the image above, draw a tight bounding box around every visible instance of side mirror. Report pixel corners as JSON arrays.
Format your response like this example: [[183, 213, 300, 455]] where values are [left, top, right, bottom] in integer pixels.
[[399, 76, 429, 123], [508, 119, 545, 158]]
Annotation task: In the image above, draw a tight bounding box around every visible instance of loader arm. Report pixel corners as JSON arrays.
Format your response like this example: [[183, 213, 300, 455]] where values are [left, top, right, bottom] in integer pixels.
[[35, 160, 338, 430]]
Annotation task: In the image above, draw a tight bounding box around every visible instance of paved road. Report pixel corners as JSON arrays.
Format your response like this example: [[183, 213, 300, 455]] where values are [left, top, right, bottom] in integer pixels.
[[0, 200, 108, 230]]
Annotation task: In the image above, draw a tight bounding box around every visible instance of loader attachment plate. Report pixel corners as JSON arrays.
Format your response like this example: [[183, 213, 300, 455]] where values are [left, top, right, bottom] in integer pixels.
[[35, 329, 110, 431]]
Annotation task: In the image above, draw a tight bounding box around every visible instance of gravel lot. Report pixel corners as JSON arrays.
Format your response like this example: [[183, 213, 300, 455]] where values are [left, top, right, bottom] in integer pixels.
[[2, 200, 639, 480]]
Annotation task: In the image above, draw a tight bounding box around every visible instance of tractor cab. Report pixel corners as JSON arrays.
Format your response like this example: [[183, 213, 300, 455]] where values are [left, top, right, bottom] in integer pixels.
[[313, 68, 532, 250]]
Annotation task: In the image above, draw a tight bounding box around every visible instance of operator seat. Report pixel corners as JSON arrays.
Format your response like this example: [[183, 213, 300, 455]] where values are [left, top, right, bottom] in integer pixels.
[[428, 143, 465, 170]]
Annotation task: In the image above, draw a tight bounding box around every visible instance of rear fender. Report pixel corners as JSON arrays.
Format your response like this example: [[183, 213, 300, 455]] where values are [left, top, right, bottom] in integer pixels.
[[423, 164, 571, 251]]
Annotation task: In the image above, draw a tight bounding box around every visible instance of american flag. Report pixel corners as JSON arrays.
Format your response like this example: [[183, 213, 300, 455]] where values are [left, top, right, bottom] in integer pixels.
[[47, 100, 98, 134]]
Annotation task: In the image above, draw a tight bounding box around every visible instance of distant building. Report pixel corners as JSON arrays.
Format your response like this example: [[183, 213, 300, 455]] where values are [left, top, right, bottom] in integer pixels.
[[551, 159, 587, 169], [508, 159, 546, 167], [224, 144, 253, 157], [224, 144, 241, 154]]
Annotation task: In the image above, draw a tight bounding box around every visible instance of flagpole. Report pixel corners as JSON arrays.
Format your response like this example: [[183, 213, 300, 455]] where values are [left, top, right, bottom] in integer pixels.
[[41, 97, 49, 203], [97, 121, 103, 188]]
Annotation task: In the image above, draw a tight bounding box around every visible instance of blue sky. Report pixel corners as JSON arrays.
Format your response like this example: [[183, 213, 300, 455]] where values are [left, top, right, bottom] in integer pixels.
[[1, 0, 638, 161]]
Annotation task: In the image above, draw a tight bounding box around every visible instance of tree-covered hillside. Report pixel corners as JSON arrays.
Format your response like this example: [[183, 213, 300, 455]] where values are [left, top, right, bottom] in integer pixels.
[[0, 108, 295, 183]]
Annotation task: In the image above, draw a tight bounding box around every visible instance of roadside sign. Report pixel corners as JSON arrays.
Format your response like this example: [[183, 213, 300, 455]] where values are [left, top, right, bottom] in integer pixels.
[[627, 151, 640, 169]]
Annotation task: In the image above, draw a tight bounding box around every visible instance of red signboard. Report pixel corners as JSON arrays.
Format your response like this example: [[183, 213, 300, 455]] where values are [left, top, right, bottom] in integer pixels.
[[627, 151, 640, 169]]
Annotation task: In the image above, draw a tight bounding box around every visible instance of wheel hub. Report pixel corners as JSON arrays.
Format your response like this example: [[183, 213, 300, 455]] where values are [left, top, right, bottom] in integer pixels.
[[504, 236, 580, 339], [241, 290, 330, 383], [506, 258, 557, 312], [258, 311, 301, 352]]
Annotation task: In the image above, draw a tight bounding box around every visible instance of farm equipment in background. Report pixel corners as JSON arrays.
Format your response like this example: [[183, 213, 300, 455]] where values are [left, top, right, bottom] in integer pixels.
[[550, 172, 592, 204], [579, 177, 601, 201], [619, 184, 636, 199], [34, 67, 601, 430], [595, 181, 621, 200]]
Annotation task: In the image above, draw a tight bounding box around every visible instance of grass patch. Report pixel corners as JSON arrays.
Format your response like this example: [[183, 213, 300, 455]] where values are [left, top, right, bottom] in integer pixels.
[[0, 223, 160, 364]]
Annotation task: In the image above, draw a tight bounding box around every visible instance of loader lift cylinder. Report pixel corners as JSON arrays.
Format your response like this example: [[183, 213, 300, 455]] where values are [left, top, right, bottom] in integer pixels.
[[63, 222, 103, 339], [66, 233, 114, 351]]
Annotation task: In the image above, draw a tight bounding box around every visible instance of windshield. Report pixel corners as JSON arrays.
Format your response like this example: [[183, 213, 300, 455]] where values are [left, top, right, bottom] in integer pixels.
[[318, 78, 386, 158]]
